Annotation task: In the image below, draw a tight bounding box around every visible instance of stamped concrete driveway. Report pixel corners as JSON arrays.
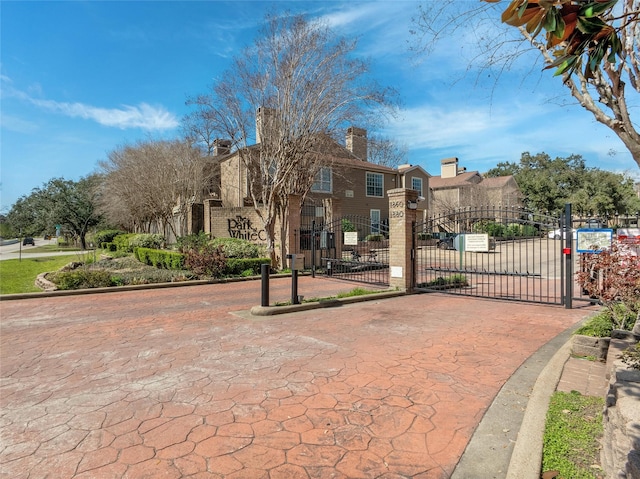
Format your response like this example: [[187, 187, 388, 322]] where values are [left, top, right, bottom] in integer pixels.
[[0, 277, 590, 478]]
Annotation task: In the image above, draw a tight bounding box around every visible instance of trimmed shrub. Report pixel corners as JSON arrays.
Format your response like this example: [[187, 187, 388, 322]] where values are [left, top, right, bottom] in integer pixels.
[[211, 238, 265, 258], [135, 247, 185, 270], [101, 242, 117, 251], [112, 233, 163, 252], [94, 230, 127, 245], [112, 233, 138, 252], [130, 234, 164, 250], [365, 233, 384, 242], [225, 257, 271, 276]]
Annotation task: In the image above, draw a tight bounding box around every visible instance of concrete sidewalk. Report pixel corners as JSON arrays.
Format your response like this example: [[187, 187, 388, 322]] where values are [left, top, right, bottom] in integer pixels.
[[0, 278, 594, 478]]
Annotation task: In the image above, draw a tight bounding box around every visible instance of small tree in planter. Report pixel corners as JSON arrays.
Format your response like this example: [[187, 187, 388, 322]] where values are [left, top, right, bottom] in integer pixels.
[[577, 241, 640, 331]]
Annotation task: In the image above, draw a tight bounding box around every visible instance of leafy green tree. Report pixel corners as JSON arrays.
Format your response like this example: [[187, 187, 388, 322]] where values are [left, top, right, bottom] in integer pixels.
[[486, 151, 640, 215], [6, 176, 103, 249]]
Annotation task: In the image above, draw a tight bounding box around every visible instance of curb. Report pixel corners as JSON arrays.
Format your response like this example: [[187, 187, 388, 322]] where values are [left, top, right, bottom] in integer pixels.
[[0, 274, 296, 301], [505, 339, 572, 479], [249, 290, 406, 316]]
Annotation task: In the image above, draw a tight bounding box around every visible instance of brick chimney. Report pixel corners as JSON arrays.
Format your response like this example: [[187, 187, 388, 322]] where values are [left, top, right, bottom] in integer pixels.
[[346, 126, 367, 161], [256, 107, 276, 144], [441, 157, 459, 178], [213, 139, 231, 156]]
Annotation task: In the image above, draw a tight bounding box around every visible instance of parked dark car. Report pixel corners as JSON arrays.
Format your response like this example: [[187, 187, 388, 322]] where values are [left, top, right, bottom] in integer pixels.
[[437, 236, 455, 250], [22, 237, 35, 246]]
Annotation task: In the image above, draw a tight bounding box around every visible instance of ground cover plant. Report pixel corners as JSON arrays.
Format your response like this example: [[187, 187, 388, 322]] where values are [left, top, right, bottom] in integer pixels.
[[542, 391, 604, 479], [47, 255, 196, 290]]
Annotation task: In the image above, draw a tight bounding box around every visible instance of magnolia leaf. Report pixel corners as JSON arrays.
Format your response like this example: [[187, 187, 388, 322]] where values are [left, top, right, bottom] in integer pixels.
[[504, 1, 546, 27], [543, 8, 557, 32], [516, 0, 529, 19], [580, 0, 618, 19], [577, 16, 607, 35], [501, 0, 524, 24], [526, 9, 547, 34], [551, 55, 580, 76]]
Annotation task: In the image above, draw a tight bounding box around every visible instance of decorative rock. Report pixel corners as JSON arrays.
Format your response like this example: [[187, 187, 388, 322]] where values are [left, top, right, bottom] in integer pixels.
[[35, 272, 57, 291], [612, 329, 637, 340], [631, 318, 640, 338]]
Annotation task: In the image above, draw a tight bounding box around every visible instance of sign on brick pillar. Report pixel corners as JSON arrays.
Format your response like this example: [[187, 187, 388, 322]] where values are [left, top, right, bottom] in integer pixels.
[[388, 188, 418, 292]]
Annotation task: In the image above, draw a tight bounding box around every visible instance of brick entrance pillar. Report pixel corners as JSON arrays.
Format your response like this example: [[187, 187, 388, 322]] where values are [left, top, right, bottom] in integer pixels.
[[287, 194, 301, 257], [388, 188, 419, 292]]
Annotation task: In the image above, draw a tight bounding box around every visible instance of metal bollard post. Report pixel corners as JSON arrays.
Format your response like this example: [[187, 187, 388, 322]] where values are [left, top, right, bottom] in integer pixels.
[[291, 269, 299, 304], [261, 264, 270, 307]]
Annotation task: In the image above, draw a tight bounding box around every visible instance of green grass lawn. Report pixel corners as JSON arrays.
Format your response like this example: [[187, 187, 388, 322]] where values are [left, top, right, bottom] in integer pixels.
[[0, 255, 89, 294], [542, 390, 604, 479], [21, 244, 83, 254]]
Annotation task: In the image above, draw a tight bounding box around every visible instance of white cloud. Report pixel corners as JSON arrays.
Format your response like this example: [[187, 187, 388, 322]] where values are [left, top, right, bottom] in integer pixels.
[[0, 114, 38, 134], [1, 75, 178, 131], [28, 98, 179, 130], [387, 102, 513, 151]]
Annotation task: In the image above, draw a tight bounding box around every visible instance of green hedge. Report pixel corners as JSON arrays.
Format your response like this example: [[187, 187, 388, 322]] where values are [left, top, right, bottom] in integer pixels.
[[113, 233, 138, 252], [225, 257, 271, 276], [473, 221, 538, 238], [113, 233, 165, 253], [135, 247, 185, 270], [365, 233, 384, 242], [211, 238, 266, 258], [101, 242, 117, 251], [93, 229, 127, 245]]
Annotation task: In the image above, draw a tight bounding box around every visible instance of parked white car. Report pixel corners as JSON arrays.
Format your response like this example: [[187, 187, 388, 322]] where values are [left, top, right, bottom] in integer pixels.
[[548, 228, 577, 240]]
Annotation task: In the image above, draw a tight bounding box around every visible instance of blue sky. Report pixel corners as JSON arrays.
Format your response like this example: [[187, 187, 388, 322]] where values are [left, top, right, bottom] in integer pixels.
[[2, 0, 638, 213]]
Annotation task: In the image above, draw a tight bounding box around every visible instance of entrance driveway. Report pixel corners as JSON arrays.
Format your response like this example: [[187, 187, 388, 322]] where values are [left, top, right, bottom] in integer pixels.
[[0, 277, 590, 478]]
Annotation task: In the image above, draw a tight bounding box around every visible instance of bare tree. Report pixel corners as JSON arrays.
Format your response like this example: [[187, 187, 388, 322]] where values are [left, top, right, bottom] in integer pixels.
[[367, 134, 408, 168], [187, 12, 396, 266], [99, 139, 211, 239], [412, 0, 640, 169], [182, 94, 218, 156]]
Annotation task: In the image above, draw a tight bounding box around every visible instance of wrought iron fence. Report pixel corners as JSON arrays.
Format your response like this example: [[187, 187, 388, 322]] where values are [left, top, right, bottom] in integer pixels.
[[413, 206, 565, 305]]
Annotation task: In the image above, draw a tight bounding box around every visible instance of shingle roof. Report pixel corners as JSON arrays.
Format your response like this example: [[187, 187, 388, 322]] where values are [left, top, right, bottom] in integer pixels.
[[429, 171, 482, 189], [480, 176, 516, 188]]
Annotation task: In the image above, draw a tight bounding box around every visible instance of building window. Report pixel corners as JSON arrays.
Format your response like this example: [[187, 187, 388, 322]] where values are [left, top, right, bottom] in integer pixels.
[[411, 177, 423, 196], [366, 172, 384, 197], [312, 167, 332, 193], [370, 209, 381, 234]]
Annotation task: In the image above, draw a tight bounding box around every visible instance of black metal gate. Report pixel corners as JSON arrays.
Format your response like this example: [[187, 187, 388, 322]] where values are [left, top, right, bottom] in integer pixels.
[[413, 207, 566, 305], [303, 215, 390, 287]]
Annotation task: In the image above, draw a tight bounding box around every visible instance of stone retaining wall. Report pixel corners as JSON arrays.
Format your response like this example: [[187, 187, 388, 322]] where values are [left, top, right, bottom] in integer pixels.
[[601, 337, 640, 479]]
